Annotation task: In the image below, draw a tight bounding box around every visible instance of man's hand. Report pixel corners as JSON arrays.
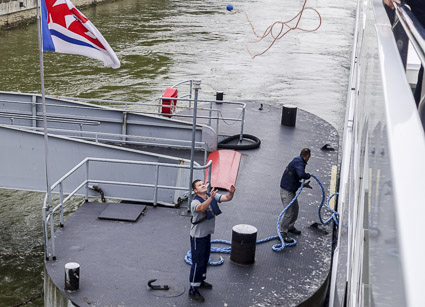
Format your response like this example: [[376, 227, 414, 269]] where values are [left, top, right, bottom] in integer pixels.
[[209, 188, 218, 199], [383, 0, 400, 10], [304, 181, 313, 189], [220, 185, 235, 202]]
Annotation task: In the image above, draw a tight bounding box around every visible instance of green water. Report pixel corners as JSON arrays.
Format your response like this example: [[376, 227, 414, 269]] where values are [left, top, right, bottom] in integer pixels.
[[0, 0, 355, 305]]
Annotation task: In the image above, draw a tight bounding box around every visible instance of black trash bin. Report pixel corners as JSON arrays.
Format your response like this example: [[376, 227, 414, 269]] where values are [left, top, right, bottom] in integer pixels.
[[281, 104, 297, 127]]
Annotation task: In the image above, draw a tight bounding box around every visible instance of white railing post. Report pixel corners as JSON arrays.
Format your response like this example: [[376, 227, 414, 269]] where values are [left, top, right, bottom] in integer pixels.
[[153, 165, 159, 207], [59, 182, 64, 227], [240, 107, 245, 142], [85, 160, 89, 202], [32, 95, 37, 127], [189, 80, 193, 108], [208, 100, 212, 127], [188, 80, 201, 211], [158, 98, 162, 115], [50, 207, 56, 260]]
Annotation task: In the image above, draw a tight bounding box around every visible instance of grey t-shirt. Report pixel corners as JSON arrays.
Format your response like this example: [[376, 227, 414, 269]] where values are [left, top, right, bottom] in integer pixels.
[[190, 193, 222, 238]]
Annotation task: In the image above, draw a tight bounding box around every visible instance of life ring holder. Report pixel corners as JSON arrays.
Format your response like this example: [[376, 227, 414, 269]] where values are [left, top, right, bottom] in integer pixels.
[[218, 134, 261, 150]]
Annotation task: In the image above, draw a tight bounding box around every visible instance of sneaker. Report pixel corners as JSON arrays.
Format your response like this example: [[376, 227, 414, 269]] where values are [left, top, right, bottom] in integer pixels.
[[283, 235, 295, 244], [200, 281, 213, 289], [280, 232, 295, 244], [189, 290, 205, 302], [288, 227, 301, 235]]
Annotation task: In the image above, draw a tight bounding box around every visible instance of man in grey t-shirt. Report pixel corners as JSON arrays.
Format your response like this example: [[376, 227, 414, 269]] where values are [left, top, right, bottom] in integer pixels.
[[188, 180, 235, 302]]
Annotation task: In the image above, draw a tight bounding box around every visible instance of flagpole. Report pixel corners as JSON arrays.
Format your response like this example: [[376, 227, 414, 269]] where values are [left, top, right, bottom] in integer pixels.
[[37, 0, 54, 260]]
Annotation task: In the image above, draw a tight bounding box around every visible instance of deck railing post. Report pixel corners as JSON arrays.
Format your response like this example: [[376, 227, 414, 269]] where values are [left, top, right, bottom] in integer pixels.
[[187, 80, 201, 211], [85, 160, 89, 202], [189, 80, 193, 108], [42, 197, 49, 260], [50, 207, 56, 260], [32, 95, 37, 128], [153, 165, 159, 207], [207, 162, 212, 192], [158, 98, 162, 115], [240, 107, 245, 142], [208, 101, 212, 127], [59, 182, 64, 227]]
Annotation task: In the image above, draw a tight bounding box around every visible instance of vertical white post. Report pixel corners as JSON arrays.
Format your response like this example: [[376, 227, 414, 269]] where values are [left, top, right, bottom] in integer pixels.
[[85, 160, 89, 202], [187, 80, 201, 211], [37, 0, 54, 260]]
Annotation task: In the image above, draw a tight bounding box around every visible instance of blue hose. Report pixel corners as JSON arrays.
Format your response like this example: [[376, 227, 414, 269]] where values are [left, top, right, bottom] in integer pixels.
[[184, 174, 339, 265]]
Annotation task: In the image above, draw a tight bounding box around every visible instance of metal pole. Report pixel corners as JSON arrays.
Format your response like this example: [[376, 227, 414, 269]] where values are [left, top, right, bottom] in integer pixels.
[[208, 101, 212, 127], [187, 80, 201, 211], [158, 98, 162, 115], [189, 81, 193, 108], [37, 0, 54, 259], [240, 107, 246, 142], [207, 163, 212, 191], [85, 160, 89, 202], [153, 165, 159, 207], [59, 182, 64, 227]]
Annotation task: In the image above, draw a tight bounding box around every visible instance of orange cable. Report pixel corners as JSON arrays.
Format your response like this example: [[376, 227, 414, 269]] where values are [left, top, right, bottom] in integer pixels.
[[231, 0, 322, 59]]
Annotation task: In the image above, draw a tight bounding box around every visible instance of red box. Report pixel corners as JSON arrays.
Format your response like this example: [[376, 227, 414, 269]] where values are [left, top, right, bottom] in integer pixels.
[[161, 88, 178, 116]]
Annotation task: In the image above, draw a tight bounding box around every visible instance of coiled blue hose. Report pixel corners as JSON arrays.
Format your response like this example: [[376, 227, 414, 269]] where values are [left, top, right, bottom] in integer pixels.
[[184, 174, 339, 265]]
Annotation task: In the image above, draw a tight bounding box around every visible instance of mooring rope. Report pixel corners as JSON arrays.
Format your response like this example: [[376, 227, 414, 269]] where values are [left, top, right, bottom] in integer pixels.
[[319, 192, 340, 226], [227, 1, 322, 59], [184, 174, 339, 265]]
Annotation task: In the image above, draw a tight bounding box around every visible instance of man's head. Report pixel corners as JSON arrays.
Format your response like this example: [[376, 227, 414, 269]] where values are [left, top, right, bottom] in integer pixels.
[[300, 148, 311, 162], [192, 180, 207, 195]]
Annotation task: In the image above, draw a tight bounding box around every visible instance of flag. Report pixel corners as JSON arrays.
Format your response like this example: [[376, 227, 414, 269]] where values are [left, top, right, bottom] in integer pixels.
[[41, 0, 120, 69]]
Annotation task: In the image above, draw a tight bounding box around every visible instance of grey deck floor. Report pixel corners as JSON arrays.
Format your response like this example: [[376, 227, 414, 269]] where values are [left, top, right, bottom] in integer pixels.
[[45, 102, 339, 306]]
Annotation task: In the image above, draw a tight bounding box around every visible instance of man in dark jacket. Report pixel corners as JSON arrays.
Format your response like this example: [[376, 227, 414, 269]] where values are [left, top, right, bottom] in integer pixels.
[[279, 148, 311, 243]]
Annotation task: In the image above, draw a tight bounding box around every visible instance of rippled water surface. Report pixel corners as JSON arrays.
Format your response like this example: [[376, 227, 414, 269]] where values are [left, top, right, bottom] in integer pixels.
[[0, 0, 355, 305]]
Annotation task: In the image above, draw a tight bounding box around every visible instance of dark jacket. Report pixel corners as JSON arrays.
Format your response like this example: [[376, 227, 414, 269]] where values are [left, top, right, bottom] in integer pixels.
[[280, 155, 311, 193]]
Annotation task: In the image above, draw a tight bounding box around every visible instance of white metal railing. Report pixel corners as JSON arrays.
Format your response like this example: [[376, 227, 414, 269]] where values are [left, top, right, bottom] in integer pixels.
[[4, 124, 209, 164], [42, 157, 212, 260], [394, 2, 425, 66], [1, 80, 247, 142], [392, 2, 425, 127], [329, 0, 425, 306], [58, 79, 247, 141], [57, 96, 246, 141]]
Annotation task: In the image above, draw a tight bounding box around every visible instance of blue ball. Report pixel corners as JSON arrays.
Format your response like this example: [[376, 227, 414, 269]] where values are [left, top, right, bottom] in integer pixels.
[[226, 4, 233, 12]]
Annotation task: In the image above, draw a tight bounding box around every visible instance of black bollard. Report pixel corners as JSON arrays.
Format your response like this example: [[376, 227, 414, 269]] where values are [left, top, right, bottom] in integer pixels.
[[230, 224, 257, 265], [281, 104, 297, 127], [65, 262, 80, 292], [216, 91, 224, 104]]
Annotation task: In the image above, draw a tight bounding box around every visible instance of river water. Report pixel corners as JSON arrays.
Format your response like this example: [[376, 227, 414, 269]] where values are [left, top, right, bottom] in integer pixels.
[[0, 0, 356, 305]]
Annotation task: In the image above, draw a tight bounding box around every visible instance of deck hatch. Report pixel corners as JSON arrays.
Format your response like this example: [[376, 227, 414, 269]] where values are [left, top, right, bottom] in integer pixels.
[[98, 203, 146, 222]]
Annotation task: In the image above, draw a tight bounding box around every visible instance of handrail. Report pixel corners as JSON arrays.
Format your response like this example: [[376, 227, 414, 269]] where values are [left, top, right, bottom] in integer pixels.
[[42, 157, 212, 260], [1, 81, 246, 140], [3, 124, 209, 164], [59, 95, 246, 138], [392, 2, 425, 123], [394, 2, 425, 65]]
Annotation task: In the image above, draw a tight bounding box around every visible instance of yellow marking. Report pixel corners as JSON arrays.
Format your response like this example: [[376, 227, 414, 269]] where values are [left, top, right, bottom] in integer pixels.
[[329, 165, 338, 209]]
